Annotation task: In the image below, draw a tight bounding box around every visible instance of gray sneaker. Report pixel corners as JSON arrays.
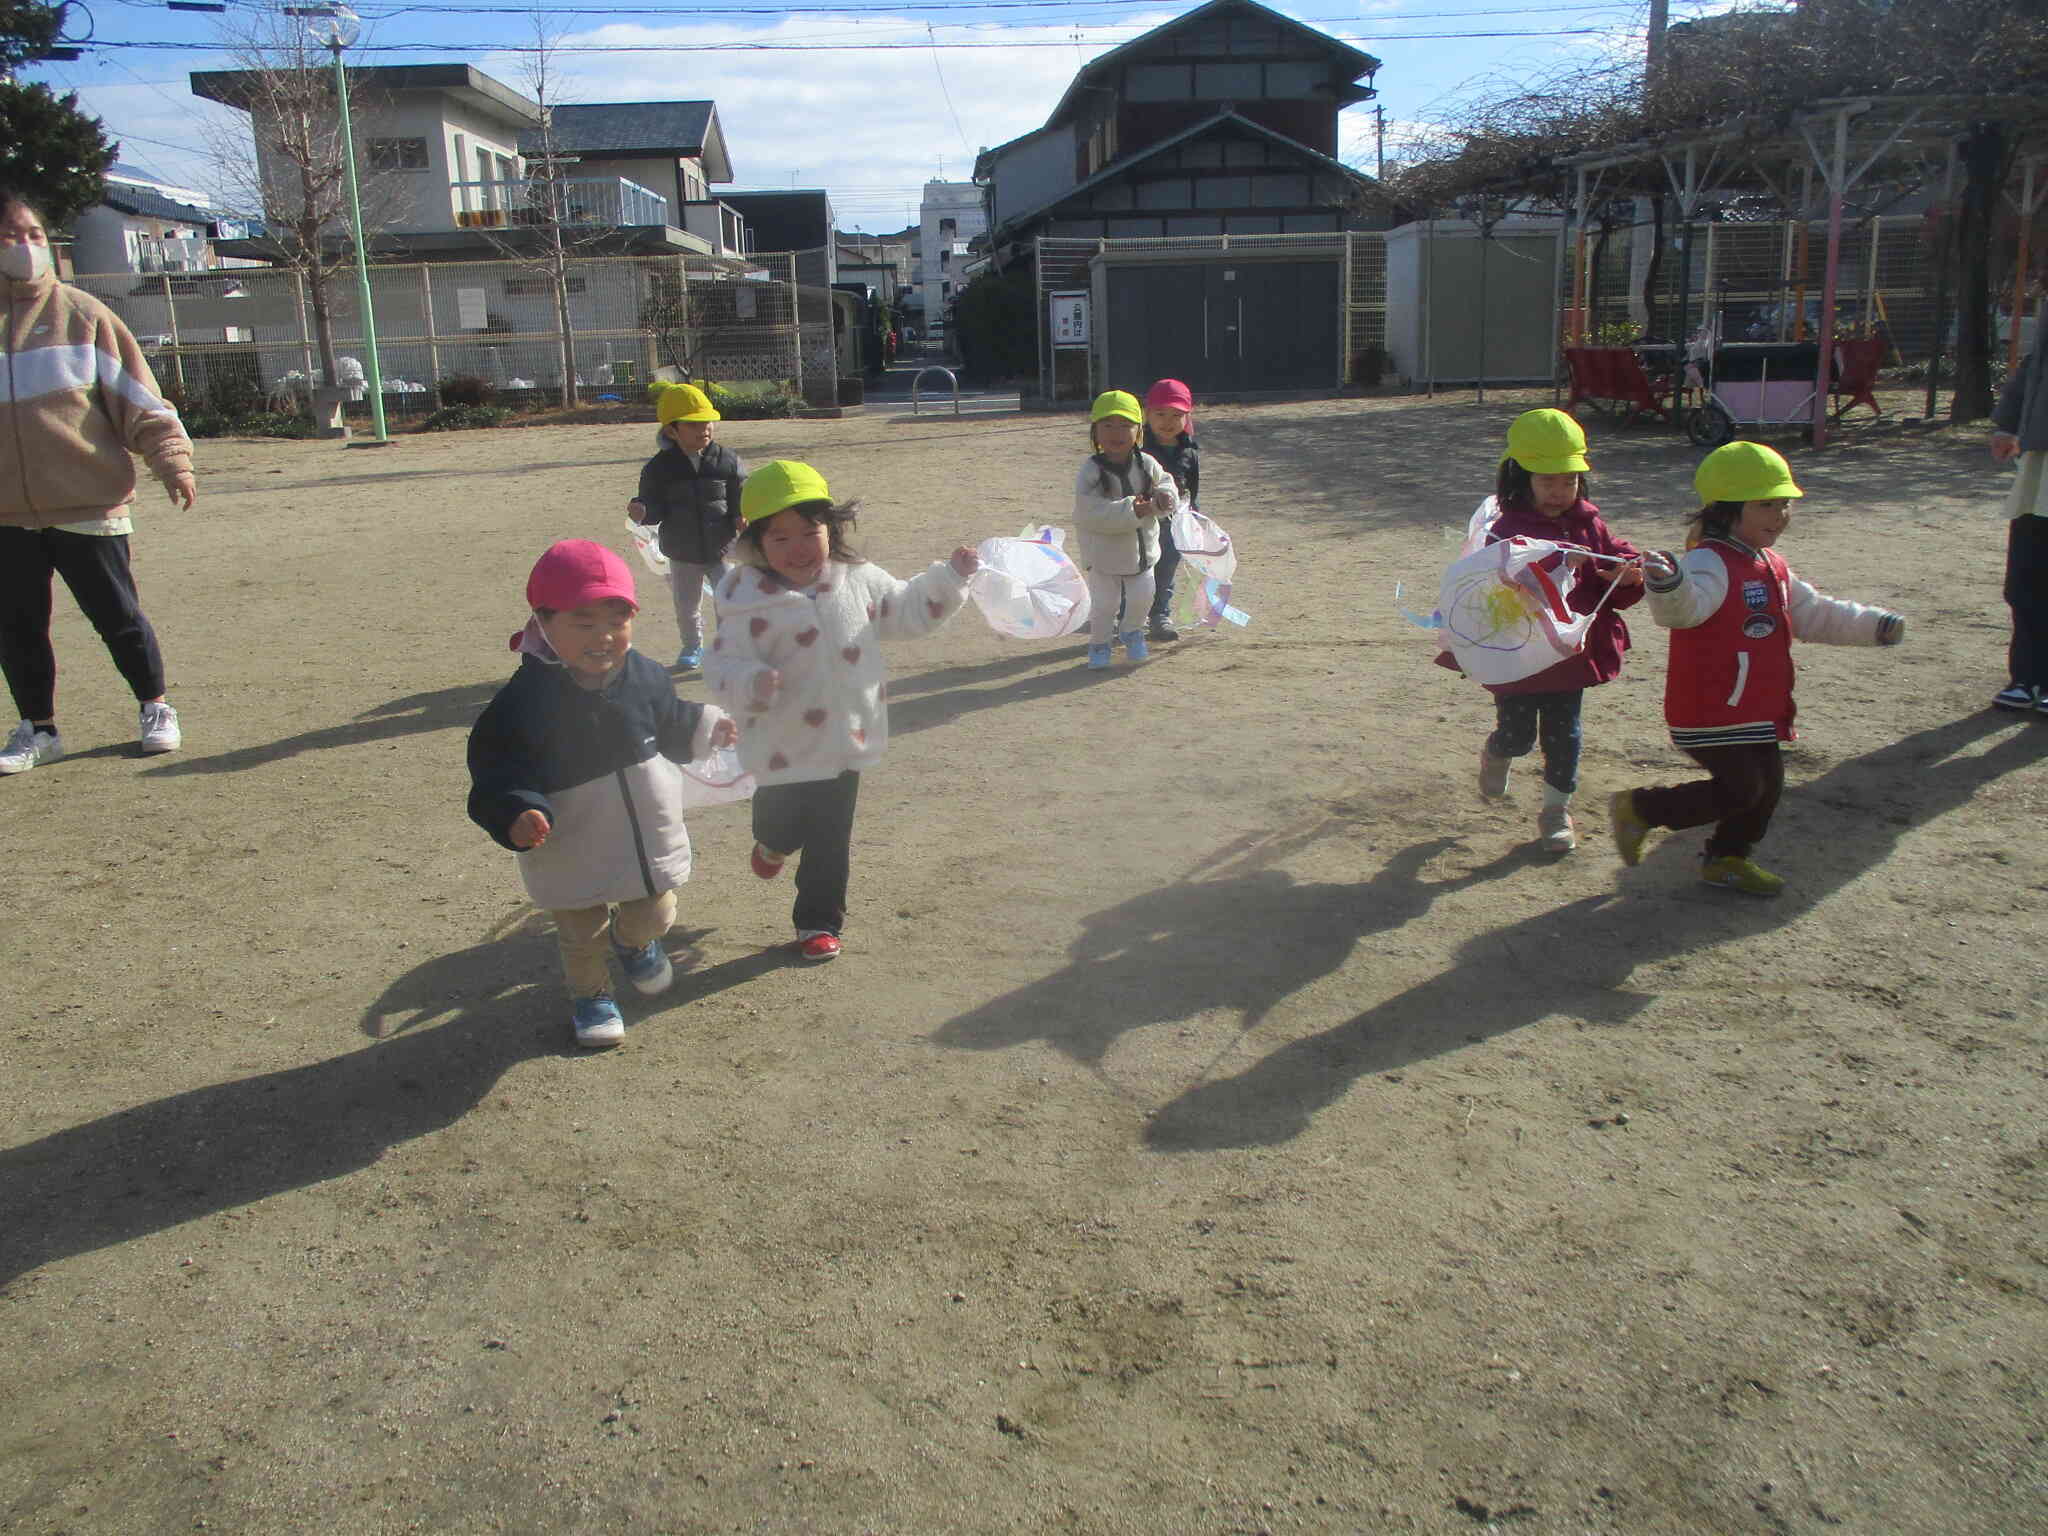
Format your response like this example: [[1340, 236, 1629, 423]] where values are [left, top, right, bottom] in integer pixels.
[[139, 701, 181, 754], [0, 719, 63, 775], [1479, 745, 1511, 799]]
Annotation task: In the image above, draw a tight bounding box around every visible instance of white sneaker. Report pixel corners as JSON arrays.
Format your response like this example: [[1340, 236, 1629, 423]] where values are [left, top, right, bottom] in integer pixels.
[[0, 719, 63, 775], [139, 701, 181, 754]]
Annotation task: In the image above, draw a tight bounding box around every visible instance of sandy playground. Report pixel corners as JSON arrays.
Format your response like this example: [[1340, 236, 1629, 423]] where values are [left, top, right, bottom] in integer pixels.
[[2, 390, 2045, 1535]]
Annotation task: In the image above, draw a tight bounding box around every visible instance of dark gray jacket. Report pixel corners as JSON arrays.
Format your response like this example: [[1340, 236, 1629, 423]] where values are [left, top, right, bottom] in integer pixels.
[[637, 440, 744, 565], [1994, 302, 2048, 453]]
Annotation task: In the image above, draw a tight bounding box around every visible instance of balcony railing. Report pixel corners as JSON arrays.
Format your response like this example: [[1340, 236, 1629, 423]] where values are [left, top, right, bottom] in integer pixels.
[[449, 176, 670, 231], [136, 236, 212, 273]]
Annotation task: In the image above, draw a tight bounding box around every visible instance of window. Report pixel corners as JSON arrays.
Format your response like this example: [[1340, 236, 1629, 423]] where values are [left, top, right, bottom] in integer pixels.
[[368, 137, 429, 171]]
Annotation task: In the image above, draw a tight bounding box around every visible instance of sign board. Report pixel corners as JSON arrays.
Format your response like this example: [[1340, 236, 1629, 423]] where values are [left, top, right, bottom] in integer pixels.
[[1050, 290, 1089, 349], [456, 287, 489, 331], [735, 286, 757, 320]]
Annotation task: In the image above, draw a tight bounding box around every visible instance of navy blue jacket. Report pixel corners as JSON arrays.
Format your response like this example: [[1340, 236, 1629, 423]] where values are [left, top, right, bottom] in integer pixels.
[[468, 649, 710, 909]]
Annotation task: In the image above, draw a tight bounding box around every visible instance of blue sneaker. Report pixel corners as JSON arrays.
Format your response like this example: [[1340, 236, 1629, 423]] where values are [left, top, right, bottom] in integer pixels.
[[571, 994, 625, 1048], [1121, 630, 1150, 662], [611, 936, 673, 996], [1086, 643, 1112, 670], [675, 645, 703, 671]]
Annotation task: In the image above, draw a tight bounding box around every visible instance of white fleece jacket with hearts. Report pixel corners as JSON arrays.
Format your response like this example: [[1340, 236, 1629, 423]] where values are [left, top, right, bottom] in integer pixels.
[[705, 556, 968, 787]]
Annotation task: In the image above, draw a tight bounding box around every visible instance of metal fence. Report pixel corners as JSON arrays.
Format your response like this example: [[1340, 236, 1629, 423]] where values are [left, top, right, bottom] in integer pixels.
[[72, 249, 808, 422], [1030, 230, 1392, 402], [1562, 213, 1944, 360]]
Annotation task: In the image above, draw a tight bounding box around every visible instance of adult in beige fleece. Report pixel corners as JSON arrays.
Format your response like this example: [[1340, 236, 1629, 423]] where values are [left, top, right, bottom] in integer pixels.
[[0, 188, 195, 773]]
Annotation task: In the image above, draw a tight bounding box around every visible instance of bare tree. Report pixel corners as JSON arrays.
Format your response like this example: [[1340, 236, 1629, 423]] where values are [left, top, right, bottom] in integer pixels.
[[477, 13, 603, 409], [1388, 0, 2048, 417], [197, 4, 403, 394]]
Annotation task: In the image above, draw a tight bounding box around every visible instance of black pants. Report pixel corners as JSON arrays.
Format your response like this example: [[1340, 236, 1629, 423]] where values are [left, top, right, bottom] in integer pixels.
[[1486, 688, 1584, 794], [0, 526, 165, 722], [1632, 741, 1785, 860], [752, 771, 861, 936], [2007, 515, 2048, 692]]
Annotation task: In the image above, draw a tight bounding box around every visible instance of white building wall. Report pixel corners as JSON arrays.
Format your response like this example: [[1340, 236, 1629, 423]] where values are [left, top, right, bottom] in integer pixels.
[[917, 180, 985, 324]]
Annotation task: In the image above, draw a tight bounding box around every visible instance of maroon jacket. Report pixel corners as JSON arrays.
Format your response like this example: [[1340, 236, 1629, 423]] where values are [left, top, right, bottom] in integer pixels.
[[1438, 494, 1644, 696]]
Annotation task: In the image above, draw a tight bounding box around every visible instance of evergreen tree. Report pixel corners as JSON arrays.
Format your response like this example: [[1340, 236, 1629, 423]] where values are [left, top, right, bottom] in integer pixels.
[[0, 79, 116, 227]]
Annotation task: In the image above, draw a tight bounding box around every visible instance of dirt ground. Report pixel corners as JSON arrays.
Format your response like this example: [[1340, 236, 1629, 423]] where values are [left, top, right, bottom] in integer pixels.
[[3, 390, 2045, 1536]]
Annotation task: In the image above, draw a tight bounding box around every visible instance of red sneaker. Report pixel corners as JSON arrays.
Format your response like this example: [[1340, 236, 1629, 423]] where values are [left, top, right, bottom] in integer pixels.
[[750, 842, 786, 879], [796, 932, 841, 962]]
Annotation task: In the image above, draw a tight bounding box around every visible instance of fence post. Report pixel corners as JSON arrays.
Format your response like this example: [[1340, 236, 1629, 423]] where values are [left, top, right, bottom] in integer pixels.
[[786, 252, 804, 403], [419, 263, 441, 391], [293, 271, 315, 382], [161, 274, 187, 395]]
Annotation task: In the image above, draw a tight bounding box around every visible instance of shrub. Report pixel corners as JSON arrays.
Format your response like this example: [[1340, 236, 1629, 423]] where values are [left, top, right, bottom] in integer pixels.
[[436, 374, 498, 407], [419, 404, 508, 432], [181, 408, 320, 440], [703, 381, 799, 419]]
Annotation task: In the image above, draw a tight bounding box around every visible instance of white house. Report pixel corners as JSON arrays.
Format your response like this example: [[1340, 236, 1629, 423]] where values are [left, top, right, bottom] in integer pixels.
[[916, 181, 984, 331]]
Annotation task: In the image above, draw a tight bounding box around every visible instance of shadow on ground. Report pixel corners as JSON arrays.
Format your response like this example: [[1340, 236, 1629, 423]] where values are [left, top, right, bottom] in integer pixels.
[[0, 917, 780, 1289], [932, 711, 2046, 1150]]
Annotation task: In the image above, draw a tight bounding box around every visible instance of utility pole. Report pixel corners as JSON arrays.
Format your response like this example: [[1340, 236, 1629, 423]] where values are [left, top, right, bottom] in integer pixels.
[[1375, 104, 1386, 180], [1646, 0, 1669, 86]]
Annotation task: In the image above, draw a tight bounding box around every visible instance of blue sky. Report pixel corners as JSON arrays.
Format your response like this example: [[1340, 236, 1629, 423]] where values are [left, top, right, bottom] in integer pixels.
[[23, 0, 1734, 229]]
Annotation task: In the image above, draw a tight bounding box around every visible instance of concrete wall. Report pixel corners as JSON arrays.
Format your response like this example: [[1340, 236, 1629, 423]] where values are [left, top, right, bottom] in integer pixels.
[[985, 129, 1073, 233]]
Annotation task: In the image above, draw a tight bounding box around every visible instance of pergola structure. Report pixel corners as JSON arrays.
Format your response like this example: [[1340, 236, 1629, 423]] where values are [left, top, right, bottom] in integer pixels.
[[1562, 94, 2048, 446]]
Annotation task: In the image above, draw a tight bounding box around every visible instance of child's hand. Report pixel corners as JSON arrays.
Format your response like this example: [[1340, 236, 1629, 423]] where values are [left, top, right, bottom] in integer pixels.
[[510, 809, 551, 849], [950, 545, 980, 577], [627, 498, 648, 523], [1641, 551, 1678, 583], [1613, 559, 1646, 589], [710, 716, 739, 748], [1991, 431, 2022, 464], [1133, 494, 1156, 519], [165, 471, 197, 510], [750, 669, 782, 710]]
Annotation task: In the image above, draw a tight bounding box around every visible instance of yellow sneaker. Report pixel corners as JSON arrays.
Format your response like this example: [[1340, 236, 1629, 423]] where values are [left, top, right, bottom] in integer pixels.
[[1699, 855, 1785, 897], [1609, 790, 1650, 866]]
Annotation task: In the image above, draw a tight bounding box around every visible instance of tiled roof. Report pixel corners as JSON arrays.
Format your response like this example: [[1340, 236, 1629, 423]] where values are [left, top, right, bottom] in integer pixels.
[[525, 102, 715, 155], [98, 186, 219, 228]]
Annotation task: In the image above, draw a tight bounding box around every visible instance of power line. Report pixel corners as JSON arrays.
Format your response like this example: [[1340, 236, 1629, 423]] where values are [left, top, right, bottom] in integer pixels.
[[83, 27, 1612, 51]]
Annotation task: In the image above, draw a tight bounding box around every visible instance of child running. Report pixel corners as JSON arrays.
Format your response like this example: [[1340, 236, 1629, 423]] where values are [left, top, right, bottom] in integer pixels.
[[1073, 390, 1180, 670], [1611, 441, 1906, 895], [468, 539, 735, 1048], [627, 382, 745, 671], [1470, 409, 1644, 853], [706, 461, 979, 960], [1138, 378, 1200, 643]]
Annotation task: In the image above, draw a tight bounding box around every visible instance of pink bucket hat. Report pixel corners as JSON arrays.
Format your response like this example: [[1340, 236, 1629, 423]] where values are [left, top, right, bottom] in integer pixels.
[[526, 539, 637, 614], [1143, 378, 1194, 428]]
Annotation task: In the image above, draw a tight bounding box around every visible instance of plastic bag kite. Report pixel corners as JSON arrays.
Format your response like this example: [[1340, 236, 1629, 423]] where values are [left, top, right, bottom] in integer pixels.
[[1436, 534, 1632, 687], [1168, 505, 1237, 585], [675, 744, 755, 810], [967, 525, 1091, 639], [627, 519, 669, 573]]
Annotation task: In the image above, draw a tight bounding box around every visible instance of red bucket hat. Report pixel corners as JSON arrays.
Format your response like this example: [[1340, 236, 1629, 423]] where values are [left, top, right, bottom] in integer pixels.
[[526, 539, 637, 614]]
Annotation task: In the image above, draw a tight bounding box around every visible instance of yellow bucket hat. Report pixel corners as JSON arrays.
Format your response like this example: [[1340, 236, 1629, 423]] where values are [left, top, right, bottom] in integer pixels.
[[1502, 408, 1590, 474], [1695, 441, 1803, 504], [740, 460, 832, 524], [652, 380, 720, 425], [1089, 390, 1143, 425]]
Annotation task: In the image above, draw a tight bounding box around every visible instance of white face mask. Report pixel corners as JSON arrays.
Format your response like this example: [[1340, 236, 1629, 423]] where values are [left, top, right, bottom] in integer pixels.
[[0, 242, 53, 282]]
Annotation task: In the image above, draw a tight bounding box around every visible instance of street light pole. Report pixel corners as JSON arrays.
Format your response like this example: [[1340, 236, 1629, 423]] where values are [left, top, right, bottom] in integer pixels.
[[292, 3, 388, 443]]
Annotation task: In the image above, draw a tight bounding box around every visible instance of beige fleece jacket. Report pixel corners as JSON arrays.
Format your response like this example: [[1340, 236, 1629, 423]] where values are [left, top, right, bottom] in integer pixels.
[[2, 269, 193, 529]]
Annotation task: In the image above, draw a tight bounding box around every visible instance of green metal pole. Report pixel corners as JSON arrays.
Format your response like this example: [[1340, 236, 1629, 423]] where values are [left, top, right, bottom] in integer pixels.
[[332, 41, 388, 443]]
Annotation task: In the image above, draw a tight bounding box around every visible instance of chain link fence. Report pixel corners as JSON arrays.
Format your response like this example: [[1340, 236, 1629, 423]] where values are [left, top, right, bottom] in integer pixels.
[[72, 250, 809, 423]]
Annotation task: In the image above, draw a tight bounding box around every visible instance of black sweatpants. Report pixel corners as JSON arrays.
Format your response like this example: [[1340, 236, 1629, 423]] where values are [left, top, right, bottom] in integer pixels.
[[2007, 514, 2048, 693], [0, 526, 166, 722], [752, 770, 861, 936]]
